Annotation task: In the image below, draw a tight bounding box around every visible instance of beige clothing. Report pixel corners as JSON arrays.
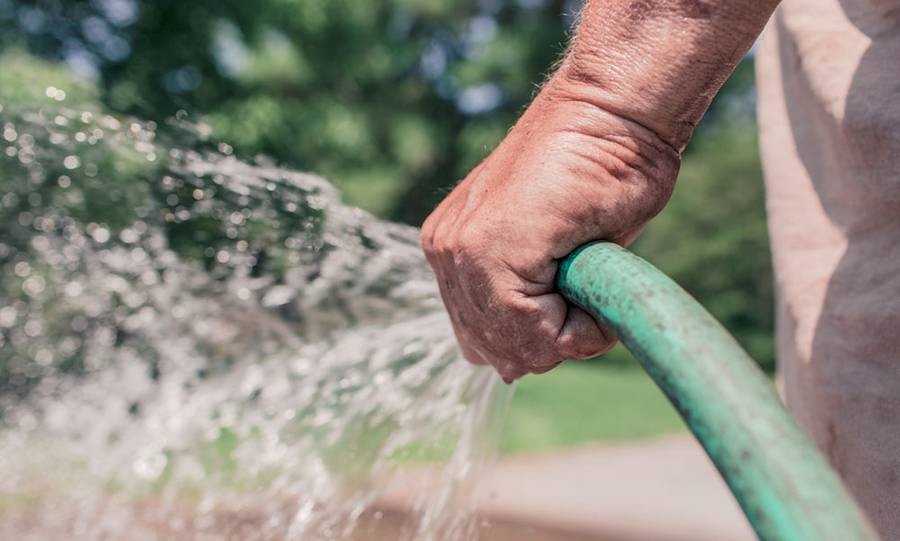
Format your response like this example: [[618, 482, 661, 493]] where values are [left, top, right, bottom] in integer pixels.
[[756, 1, 900, 537]]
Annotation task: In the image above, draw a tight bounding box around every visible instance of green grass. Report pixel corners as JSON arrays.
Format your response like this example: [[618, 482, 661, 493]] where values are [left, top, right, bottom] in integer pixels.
[[391, 349, 689, 461], [499, 350, 686, 455]]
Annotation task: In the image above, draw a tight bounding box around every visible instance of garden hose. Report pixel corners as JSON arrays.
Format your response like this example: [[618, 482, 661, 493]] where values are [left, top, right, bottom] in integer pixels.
[[556, 242, 876, 541]]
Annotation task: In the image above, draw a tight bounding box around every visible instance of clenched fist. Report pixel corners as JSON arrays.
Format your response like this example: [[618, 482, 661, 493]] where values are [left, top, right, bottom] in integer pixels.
[[421, 78, 680, 382]]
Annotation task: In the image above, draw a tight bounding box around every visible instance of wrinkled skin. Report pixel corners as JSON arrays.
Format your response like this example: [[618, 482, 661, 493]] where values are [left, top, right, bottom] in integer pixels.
[[421, 80, 680, 382], [422, 0, 778, 383]]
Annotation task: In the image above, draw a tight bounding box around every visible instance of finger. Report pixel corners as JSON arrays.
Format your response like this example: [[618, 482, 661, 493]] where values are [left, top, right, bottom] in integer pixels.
[[529, 358, 563, 375], [495, 360, 526, 384], [456, 328, 490, 366], [507, 292, 569, 372], [458, 321, 522, 381], [438, 287, 490, 367], [421, 199, 451, 259], [555, 304, 617, 360], [435, 263, 491, 368]]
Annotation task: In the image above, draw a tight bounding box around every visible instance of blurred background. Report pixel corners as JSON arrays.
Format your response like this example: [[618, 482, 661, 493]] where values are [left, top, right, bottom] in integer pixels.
[[0, 0, 773, 455], [0, 2, 778, 539]]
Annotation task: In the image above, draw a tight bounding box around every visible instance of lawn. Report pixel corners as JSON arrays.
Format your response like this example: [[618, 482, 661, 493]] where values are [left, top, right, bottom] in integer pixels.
[[499, 349, 686, 455]]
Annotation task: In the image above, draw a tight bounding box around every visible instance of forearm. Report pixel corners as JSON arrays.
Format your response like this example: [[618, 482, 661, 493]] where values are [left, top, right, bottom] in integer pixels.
[[423, 2, 781, 381], [548, 0, 780, 150]]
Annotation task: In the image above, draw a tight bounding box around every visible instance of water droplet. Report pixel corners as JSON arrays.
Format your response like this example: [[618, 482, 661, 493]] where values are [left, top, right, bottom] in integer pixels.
[[0, 306, 17, 328], [70, 316, 88, 332], [14, 262, 31, 277], [261, 285, 294, 307], [64, 282, 84, 297], [119, 228, 139, 244], [90, 227, 110, 243], [54, 89, 66, 101], [63, 155, 80, 170], [23, 276, 46, 296], [133, 451, 167, 480], [23, 319, 42, 337]]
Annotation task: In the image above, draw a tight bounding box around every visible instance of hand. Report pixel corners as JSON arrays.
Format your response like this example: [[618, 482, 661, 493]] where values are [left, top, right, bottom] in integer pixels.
[[421, 79, 681, 382]]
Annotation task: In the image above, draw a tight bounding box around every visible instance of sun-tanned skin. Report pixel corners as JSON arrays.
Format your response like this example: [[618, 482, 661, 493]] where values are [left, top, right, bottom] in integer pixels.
[[421, 0, 780, 382]]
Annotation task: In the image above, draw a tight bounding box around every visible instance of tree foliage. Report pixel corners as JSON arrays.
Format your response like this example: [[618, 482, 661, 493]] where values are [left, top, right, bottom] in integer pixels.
[[633, 118, 774, 369], [0, 1, 774, 367], [2, 0, 581, 221]]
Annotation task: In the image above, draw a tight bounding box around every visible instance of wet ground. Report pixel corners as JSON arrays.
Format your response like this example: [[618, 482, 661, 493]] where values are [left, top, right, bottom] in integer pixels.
[[3, 501, 596, 541], [5, 435, 753, 541]]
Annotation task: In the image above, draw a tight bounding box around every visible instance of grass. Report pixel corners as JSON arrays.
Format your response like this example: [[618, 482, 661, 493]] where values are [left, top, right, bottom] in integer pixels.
[[390, 348, 689, 461], [499, 349, 686, 455]]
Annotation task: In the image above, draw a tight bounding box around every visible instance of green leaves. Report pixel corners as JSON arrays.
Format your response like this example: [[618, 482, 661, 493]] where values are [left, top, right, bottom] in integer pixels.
[[1, 0, 574, 222], [1, 3, 774, 370], [632, 118, 775, 369]]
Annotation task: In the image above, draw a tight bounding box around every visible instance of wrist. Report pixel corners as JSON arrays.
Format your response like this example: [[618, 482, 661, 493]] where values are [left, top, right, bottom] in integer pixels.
[[548, 0, 778, 151], [530, 75, 681, 171], [548, 53, 697, 152], [508, 85, 681, 244]]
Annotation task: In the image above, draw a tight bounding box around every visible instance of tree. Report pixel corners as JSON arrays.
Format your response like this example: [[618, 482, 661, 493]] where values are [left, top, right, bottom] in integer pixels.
[[2, 0, 579, 222], [1, 2, 774, 367]]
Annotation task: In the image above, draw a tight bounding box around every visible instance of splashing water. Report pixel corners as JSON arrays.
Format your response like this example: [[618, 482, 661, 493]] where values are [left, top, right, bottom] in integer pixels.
[[0, 64, 513, 540]]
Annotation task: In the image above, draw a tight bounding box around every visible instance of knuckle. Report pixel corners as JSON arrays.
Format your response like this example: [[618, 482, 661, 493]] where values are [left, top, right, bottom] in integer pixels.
[[514, 301, 544, 323], [495, 362, 522, 384], [419, 226, 434, 253], [554, 332, 579, 354], [569, 337, 616, 360], [454, 221, 492, 257], [459, 343, 487, 366], [436, 230, 458, 258], [451, 242, 493, 282], [451, 246, 467, 268], [597, 336, 618, 353], [517, 345, 557, 371], [530, 360, 561, 375], [636, 176, 676, 222], [455, 221, 482, 247], [420, 221, 443, 261]]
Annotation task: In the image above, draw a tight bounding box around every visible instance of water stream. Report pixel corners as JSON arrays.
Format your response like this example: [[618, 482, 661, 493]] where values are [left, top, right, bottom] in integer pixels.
[[0, 76, 512, 540]]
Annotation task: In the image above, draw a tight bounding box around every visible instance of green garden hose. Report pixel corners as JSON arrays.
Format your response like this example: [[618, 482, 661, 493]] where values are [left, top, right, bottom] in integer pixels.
[[556, 242, 877, 541]]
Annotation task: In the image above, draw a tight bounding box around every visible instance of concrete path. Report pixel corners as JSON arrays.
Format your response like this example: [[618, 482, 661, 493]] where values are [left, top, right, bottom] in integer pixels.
[[380, 434, 756, 540]]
